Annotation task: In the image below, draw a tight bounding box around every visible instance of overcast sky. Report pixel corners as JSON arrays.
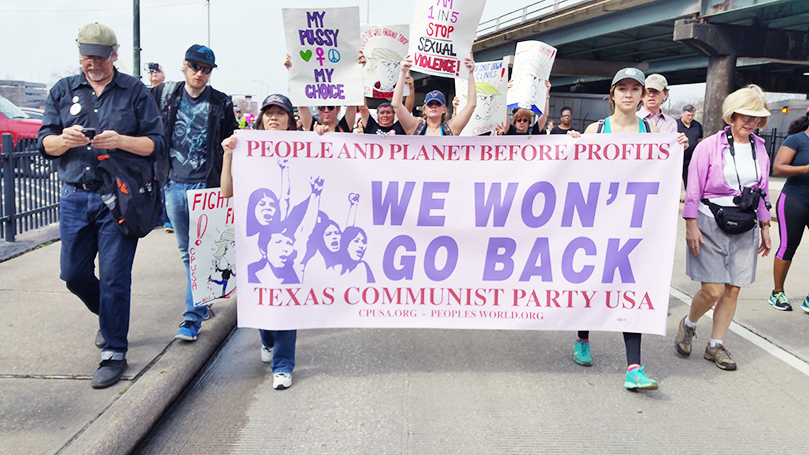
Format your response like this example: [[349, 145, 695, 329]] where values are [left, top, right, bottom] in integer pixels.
[[1, 0, 541, 97]]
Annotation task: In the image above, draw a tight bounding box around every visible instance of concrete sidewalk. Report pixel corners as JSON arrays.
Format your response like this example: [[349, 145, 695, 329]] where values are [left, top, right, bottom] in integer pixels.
[[0, 227, 237, 455]]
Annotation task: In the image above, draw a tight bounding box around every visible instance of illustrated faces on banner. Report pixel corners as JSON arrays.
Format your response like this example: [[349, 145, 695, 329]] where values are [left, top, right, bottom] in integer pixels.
[[456, 60, 507, 135], [508, 41, 557, 114]]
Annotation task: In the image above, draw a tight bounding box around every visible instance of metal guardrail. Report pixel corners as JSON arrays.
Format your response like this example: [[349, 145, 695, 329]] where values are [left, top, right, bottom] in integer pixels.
[[476, 0, 586, 38], [0, 133, 60, 241]]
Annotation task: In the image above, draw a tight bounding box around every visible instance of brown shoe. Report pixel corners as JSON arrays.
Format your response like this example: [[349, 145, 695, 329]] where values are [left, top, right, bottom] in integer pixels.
[[674, 316, 697, 356], [704, 343, 737, 370]]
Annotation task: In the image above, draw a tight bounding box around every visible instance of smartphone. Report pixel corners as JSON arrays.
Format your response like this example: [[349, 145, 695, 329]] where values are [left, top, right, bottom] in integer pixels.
[[81, 128, 96, 139]]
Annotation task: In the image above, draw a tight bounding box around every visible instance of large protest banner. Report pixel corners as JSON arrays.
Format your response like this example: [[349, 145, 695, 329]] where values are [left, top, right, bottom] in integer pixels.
[[455, 59, 508, 136], [231, 131, 682, 335], [360, 24, 410, 99], [283, 7, 363, 106], [408, 0, 487, 78], [507, 41, 557, 114], [188, 188, 236, 307]]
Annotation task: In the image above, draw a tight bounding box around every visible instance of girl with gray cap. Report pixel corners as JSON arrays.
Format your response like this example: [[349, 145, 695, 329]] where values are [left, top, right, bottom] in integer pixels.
[[574, 68, 661, 391]]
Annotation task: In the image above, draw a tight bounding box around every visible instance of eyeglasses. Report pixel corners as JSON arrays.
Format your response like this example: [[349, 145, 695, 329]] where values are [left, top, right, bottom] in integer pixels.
[[81, 55, 112, 63], [317, 106, 336, 112], [187, 61, 213, 74], [739, 114, 762, 124], [515, 118, 530, 123], [560, 114, 572, 118]]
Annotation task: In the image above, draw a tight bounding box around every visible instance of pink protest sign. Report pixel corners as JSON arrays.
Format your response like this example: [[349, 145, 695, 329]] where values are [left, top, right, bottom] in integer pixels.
[[408, 0, 487, 78]]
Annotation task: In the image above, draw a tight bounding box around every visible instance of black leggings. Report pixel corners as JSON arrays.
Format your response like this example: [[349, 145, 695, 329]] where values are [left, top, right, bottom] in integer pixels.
[[578, 331, 642, 366], [775, 192, 809, 261]]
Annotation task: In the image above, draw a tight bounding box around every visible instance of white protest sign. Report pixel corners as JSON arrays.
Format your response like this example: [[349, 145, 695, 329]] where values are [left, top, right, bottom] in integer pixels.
[[283, 7, 363, 106], [232, 130, 683, 335], [507, 41, 557, 114], [408, 0, 487, 78], [455, 59, 508, 136], [188, 188, 236, 307], [361, 24, 410, 99]]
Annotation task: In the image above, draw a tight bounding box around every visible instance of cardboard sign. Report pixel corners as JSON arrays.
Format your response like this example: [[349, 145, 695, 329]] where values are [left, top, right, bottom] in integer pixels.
[[507, 41, 557, 114], [408, 0, 487, 78], [231, 130, 683, 335], [283, 7, 363, 106], [188, 188, 236, 307], [455, 59, 508, 136], [361, 24, 411, 99]]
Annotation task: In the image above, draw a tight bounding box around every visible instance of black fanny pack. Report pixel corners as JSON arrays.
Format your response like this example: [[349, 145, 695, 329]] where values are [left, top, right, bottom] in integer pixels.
[[701, 199, 757, 235]]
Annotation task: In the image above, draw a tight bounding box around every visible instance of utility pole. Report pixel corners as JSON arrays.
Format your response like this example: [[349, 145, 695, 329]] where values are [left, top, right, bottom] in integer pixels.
[[133, 0, 141, 79]]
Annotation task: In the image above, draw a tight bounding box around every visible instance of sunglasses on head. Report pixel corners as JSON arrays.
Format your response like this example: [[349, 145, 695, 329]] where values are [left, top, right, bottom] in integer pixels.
[[187, 61, 213, 74], [318, 106, 336, 112]]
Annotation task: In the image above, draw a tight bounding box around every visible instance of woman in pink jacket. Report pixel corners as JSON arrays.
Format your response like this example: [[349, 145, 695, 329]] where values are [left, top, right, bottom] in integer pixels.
[[676, 85, 772, 371]]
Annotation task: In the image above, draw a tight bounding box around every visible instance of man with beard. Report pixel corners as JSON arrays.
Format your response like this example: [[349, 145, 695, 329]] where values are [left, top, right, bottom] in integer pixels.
[[153, 44, 238, 342], [38, 22, 164, 388]]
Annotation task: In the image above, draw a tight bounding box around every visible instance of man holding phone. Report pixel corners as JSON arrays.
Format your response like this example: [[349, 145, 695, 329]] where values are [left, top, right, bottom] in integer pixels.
[[153, 45, 238, 342], [37, 22, 164, 389]]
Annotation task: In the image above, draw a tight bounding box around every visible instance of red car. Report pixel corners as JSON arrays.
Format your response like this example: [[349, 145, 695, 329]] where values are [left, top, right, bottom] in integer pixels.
[[0, 95, 52, 178], [0, 95, 41, 143]]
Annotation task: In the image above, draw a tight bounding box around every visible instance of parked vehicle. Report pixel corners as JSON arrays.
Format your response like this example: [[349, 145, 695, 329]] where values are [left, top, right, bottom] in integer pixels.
[[0, 95, 53, 178], [20, 107, 45, 120]]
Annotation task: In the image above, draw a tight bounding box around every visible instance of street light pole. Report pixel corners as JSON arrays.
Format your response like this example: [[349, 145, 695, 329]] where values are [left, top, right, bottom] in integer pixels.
[[133, 0, 141, 79]]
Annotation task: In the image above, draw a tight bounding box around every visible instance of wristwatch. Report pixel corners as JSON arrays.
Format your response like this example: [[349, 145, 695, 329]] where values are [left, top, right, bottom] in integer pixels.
[[759, 220, 771, 228]]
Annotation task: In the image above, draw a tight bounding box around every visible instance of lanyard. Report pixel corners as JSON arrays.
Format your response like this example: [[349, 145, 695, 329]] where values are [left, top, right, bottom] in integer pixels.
[[725, 128, 758, 191]]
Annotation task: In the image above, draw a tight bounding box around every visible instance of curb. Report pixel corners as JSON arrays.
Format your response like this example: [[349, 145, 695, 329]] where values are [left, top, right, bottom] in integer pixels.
[[58, 300, 237, 455]]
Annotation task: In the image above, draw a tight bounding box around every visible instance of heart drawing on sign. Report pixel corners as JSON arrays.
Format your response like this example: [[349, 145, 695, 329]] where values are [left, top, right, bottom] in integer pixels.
[[300, 50, 313, 62]]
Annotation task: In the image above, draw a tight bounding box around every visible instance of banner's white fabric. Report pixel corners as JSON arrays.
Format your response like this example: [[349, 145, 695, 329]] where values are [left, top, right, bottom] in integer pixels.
[[283, 7, 363, 106], [187, 188, 236, 307], [455, 59, 508, 136], [408, 0, 486, 78], [507, 41, 557, 114], [232, 130, 682, 335], [360, 24, 410, 99]]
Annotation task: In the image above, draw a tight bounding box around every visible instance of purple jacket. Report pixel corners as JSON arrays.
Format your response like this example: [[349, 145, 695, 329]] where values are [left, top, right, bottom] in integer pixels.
[[684, 126, 771, 222]]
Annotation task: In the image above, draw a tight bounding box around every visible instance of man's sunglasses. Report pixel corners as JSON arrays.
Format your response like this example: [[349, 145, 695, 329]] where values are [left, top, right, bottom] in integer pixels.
[[188, 61, 213, 74], [515, 118, 530, 123], [318, 106, 336, 112]]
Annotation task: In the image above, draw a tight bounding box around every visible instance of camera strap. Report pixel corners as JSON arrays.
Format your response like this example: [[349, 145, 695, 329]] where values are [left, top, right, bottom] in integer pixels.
[[725, 127, 758, 192], [75, 85, 101, 133]]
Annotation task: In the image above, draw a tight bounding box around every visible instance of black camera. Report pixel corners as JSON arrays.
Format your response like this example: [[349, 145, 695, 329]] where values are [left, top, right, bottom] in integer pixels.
[[733, 187, 771, 211], [147, 62, 159, 72]]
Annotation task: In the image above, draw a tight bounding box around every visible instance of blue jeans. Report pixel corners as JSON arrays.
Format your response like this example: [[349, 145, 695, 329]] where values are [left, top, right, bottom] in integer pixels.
[[259, 330, 297, 374], [59, 184, 138, 356], [164, 181, 209, 325]]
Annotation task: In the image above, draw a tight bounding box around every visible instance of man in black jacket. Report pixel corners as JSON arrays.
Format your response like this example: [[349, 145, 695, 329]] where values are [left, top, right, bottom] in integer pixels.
[[154, 44, 238, 341]]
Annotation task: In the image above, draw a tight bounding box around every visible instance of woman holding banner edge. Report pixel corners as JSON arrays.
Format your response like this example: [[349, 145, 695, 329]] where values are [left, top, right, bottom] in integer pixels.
[[391, 53, 478, 136], [220, 94, 302, 391], [575, 68, 661, 391]]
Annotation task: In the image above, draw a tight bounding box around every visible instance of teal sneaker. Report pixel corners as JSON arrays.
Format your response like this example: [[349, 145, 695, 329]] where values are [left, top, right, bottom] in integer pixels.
[[769, 291, 792, 311], [573, 339, 593, 366], [801, 297, 809, 314], [624, 366, 659, 391]]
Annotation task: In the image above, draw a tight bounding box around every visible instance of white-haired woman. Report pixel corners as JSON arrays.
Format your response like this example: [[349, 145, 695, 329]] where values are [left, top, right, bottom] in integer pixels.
[[676, 85, 772, 371]]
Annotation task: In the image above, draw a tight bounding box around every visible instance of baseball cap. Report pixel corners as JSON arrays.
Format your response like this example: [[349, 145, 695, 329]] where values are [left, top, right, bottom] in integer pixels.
[[261, 94, 293, 115], [645, 74, 668, 92], [424, 90, 446, 106], [77, 23, 117, 58], [185, 44, 217, 68], [611, 68, 646, 88]]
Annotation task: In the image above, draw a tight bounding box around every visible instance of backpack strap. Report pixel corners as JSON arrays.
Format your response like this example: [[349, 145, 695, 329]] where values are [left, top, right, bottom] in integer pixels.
[[642, 119, 651, 133], [596, 119, 605, 134]]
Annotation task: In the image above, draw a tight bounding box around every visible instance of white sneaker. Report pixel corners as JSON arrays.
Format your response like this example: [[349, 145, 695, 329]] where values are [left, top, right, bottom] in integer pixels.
[[273, 372, 292, 390], [260, 345, 272, 363]]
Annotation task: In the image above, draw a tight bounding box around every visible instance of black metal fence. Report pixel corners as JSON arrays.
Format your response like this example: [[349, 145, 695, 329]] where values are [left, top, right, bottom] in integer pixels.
[[0, 133, 60, 241], [762, 128, 790, 175]]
